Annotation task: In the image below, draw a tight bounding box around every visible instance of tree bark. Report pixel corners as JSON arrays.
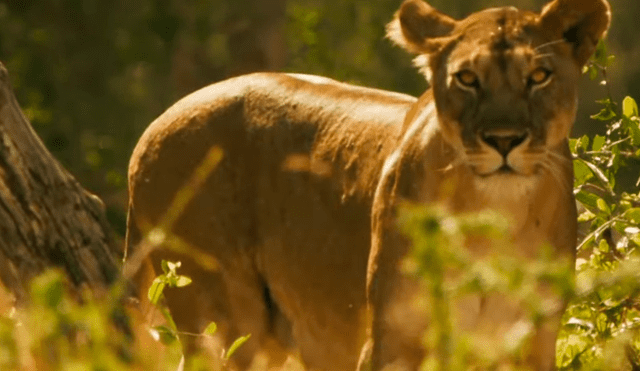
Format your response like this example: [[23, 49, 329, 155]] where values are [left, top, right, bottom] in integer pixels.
[[0, 61, 120, 300]]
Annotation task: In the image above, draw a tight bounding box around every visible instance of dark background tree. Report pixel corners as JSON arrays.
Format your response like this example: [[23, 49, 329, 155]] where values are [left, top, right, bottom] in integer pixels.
[[0, 0, 637, 239], [0, 62, 119, 298]]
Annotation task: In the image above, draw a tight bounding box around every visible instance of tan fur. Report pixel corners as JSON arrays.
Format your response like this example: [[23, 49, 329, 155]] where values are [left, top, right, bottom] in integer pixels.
[[125, 0, 610, 370]]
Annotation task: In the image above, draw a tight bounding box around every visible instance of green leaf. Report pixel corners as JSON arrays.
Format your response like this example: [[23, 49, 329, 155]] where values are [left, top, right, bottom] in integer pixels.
[[606, 55, 616, 67], [573, 160, 594, 187], [148, 277, 166, 305], [569, 138, 578, 154], [556, 334, 589, 368], [625, 117, 640, 146], [622, 96, 638, 118], [593, 39, 608, 65], [595, 312, 608, 334], [159, 305, 179, 333], [592, 135, 606, 152], [161, 260, 170, 274], [31, 271, 65, 308], [150, 325, 178, 345], [596, 198, 611, 214], [203, 322, 217, 336], [578, 135, 590, 152], [630, 230, 640, 246], [591, 107, 616, 121], [624, 208, 640, 223], [175, 275, 192, 288], [589, 65, 598, 80], [225, 334, 251, 360], [575, 190, 600, 211], [578, 210, 596, 223], [598, 239, 609, 253]]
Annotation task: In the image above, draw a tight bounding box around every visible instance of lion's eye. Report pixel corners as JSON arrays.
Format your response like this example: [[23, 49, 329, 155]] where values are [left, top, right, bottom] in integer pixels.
[[455, 70, 480, 88], [528, 68, 552, 86]]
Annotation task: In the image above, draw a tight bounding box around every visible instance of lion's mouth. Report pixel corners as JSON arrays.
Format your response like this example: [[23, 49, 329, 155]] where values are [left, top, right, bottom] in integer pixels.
[[474, 163, 523, 177], [465, 142, 543, 178], [496, 164, 515, 174]]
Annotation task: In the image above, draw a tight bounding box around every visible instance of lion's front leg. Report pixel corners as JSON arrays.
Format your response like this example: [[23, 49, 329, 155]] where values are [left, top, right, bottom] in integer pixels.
[[359, 234, 428, 371], [364, 259, 428, 371], [358, 181, 428, 371]]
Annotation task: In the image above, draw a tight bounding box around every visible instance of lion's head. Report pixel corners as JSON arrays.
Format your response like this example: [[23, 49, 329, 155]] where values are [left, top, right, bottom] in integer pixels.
[[387, 0, 610, 179]]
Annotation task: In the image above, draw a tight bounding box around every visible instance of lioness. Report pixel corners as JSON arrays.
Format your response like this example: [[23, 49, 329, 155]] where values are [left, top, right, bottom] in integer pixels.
[[125, 0, 610, 370]]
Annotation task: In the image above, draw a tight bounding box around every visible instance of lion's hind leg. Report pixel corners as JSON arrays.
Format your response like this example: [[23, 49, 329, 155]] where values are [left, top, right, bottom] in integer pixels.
[[220, 263, 294, 369]]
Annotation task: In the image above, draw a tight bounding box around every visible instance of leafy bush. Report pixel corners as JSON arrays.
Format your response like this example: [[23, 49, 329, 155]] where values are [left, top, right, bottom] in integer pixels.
[[400, 205, 575, 370], [0, 270, 186, 371], [557, 41, 640, 371]]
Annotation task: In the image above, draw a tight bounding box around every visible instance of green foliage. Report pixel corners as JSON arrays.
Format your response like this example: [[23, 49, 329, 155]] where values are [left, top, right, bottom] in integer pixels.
[[203, 322, 218, 336], [224, 334, 251, 361], [0, 262, 253, 370], [145, 260, 250, 369], [148, 260, 193, 306], [0, 270, 186, 370], [558, 42, 640, 370], [400, 207, 573, 370]]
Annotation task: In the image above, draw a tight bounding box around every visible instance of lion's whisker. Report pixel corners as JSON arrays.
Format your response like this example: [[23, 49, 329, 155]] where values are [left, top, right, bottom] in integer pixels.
[[534, 39, 565, 51], [533, 53, 554, 60], [544, 150, 573, 168], [440, 155, 466, 172]]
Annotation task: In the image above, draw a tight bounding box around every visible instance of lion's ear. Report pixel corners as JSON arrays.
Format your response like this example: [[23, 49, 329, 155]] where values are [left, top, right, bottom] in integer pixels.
[[539, 0, 611, 66], [386, 0, 457, 54]]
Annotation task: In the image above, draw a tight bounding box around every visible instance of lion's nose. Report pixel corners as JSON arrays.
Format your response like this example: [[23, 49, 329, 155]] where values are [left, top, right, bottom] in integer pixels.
[[481, 130, 528, 157]]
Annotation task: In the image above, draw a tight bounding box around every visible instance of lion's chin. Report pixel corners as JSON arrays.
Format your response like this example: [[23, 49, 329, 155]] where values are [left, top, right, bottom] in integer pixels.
[[473, 172, 539, 217]]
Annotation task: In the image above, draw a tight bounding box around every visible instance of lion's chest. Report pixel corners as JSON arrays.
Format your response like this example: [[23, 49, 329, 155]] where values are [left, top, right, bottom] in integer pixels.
[[472, 175, 537, 228], [424, 170, 552, 257]]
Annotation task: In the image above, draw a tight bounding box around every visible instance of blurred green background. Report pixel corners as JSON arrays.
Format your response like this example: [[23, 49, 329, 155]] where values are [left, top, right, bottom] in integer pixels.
[[0, 0, 637, 237]]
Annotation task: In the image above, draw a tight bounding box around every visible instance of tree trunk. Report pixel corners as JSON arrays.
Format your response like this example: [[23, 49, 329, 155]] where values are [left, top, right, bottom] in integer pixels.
[[0, 61, 120, 300], [226, 0, 288, 76]]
